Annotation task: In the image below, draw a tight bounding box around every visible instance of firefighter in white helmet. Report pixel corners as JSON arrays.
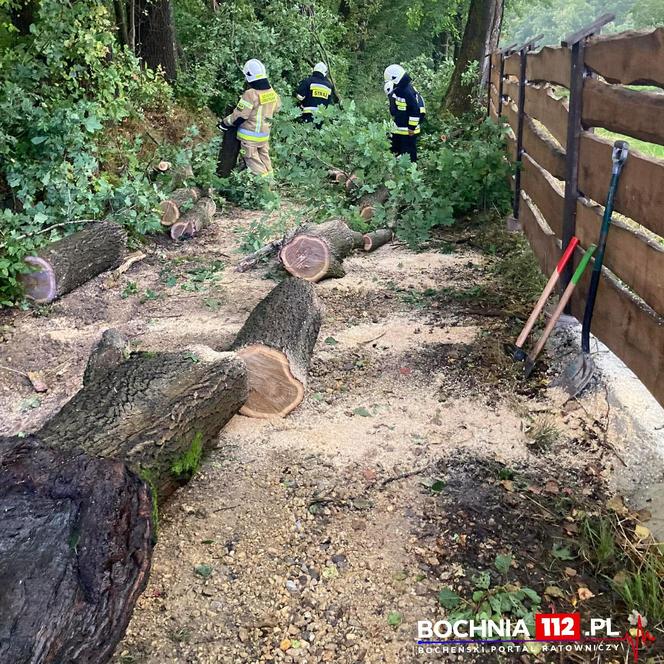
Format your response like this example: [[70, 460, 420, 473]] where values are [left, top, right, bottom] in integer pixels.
[[383, 64, 424, 162], [295, 62, 335, 123], [221, 59, 281, 175]]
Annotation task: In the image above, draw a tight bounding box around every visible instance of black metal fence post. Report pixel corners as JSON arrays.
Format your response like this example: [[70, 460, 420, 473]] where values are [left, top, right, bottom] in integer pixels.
[[559, 13, 614, 296]]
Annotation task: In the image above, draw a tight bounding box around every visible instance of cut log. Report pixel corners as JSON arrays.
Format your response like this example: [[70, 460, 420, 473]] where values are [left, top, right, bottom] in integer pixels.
[[363, 229, 393, 252], [0, 435, 153, 664], [235, 226, 301, 272], [358, 186, 389, 221], [38, 344, 248, 501], [279, 219, 364, 282], [20, 220, 126, 304], [231, 278, 324, 418], [327, 168, 359, 192], [170, 197, 216, 241], [217, 126, 241, 177], [159, 187, 202, 226], [83, 328, 130, 386]]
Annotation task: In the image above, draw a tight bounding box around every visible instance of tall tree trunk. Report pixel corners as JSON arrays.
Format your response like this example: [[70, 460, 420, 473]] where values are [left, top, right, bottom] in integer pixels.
[[114, 0, 130, 47], [10, 0, 37, 35], [134, 0, 177, 82], [443, 0, 503, 116]]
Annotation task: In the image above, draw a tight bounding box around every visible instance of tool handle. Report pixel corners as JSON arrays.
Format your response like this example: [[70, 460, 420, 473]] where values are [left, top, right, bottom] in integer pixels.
[[515, 236, 579, 348], [528, 245, 596, 364]]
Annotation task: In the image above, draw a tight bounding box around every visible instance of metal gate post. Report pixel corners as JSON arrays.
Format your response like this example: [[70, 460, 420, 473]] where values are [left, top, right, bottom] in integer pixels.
[[559, 13, 615, 296]]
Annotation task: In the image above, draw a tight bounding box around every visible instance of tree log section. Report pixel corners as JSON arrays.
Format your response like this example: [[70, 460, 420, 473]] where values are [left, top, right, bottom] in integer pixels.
[[20, 220, 126, 304], [217, 126, 241, 177], [170, 197, 216, 241], [358, 186, 390, 221], [83, 328, 131, 386], [159, 187, 202, 226], [279, 220, 364, 282], [363, 229, 393, 252], [231, 278, 324, 418], [38, 345, 247, 501], [0, 435, 153, 664]]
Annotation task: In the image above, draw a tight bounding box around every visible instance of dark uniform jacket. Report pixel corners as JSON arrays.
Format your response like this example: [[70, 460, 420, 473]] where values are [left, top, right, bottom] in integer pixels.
[[388, 74, 423, 135], [295, 71, 334, 115]]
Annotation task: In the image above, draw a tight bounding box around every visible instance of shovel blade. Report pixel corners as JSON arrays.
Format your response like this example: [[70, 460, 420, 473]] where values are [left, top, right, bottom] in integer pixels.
[[553, 353, 595, 398]]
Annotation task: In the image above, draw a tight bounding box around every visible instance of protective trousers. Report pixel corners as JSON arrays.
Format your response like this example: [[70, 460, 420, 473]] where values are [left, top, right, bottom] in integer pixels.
[[240, 140, 273, 176]]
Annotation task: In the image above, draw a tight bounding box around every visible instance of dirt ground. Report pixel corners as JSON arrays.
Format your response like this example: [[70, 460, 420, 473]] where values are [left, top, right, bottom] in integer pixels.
[[0, 207, 658, 663]]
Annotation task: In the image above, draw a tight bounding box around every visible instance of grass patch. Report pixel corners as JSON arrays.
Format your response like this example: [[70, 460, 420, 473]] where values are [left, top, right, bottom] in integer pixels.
[[596, 128, 664, 161]]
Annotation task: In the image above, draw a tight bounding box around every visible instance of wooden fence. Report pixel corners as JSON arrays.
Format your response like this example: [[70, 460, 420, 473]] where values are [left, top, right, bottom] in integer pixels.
[[487, 17, 664, 408]]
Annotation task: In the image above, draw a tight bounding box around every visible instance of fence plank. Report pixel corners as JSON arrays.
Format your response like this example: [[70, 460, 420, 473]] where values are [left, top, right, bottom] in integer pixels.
[[570, 257, 664, 409], [521, 195, 560, 277], [505, 131, 517, 162], [503, 102, 566, 179], [504, 53, 519, 78], [503, 78, 518, 103], [582, 78, 664, 146], [521, 154, 564, 236], [490, 97, 498, 121], [585, 27, 664, 87], [578, 132, 664, 238], [526, 47, 571, 88], [524, 85, 568, 147], [522, 153, 664, 314], [576, 199, 664, 315]]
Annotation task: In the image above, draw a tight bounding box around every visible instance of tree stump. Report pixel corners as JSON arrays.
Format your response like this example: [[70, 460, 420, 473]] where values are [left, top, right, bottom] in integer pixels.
[[38, 344, 248, 501], [170, 198, 216, 241], [363, 229, 393, 252], [231, 278, 324, 418], [279, 220, 364, 282], [159, 187, 202, 226], [19, 220, 126, 304], [0, 435, 153, 664], [217, 127, 241, 177], [358, 186, 389, 221]]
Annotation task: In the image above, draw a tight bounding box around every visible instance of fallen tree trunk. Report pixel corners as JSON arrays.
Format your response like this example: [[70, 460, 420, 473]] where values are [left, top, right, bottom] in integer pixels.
[[279, 219, 364, 282], [217, 126, 241, 177], [363, 229, 393, 252], [235, 226, 301, 273], [231, 278, 323, 418], [170, 197, 216, 241], [0, 435, 153, 664], [83, 328, 131, 386], [358, 185, 389, 221], [20, 220, 126, 304], [159, 187, 202, 226], [39, 342, 247, 501]]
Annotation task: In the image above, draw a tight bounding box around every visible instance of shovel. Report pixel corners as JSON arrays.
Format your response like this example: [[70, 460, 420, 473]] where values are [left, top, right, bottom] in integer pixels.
[[507, 236, 579, 362], [554, 140, 629, 397], [523, 244, 597, 377]]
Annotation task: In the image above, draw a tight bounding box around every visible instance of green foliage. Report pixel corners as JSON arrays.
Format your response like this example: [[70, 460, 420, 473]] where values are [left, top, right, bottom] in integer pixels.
[[171, 431, 204, 482]]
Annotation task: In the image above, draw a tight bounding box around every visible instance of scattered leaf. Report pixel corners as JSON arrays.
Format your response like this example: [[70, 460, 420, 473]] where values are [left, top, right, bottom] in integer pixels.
[[634, 524, 651, 540], [438, 587, 460, 609], [522, 587, 541, 604], [500, 479, 514, 492], [352, 406, 371, 417], [394, 570, 408, 582], [472, 572, 491, 590], [324, 336, 338, 345], [430, 480, 445, 493], [494, 553, 512, 576], [544, 586, 565, 599], [552, 545, 575, 561], [201, 539, 215, 545], [472, 590, 485, 603], [194, 564, 213, 578], [387, 611, 402, 627], [544, 480, 559, 495], [564, 567, 577, 578], [606, 495, 627, 514], [322, 565, 339, 579], [577, 587, 595, 601], [280, 638, 291, 651]]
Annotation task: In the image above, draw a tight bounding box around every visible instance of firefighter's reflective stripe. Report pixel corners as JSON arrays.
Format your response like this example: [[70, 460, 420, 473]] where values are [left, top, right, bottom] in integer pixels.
[[310, 83, 332, 99], [255, 105, 263, 133], [408, 116, 419, 127], [237, 128, 270, 142], [296, 93, 305, 101], [394, 96, 407, 111], [258, 90, 278, 105], [392, 125, 421, 135], [302, 106, 317, 114]]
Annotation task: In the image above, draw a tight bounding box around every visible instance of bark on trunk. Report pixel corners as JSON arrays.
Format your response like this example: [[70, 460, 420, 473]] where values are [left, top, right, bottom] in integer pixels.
[[83, 328, 131, 386], [20, 220, 126, 304], [363, 229, 393, 252], [38, 344, 247, 501], [170, 197, 216, 240], [443, 0, 503, 116], [358, 186, 390, 221], [159, 187, 203, 227], [0, 435, 153, 664], [134, 0, 178, 82], [279, 220, 364, 282], [231, 278, 324, 418], [217, 127, 241, 177]]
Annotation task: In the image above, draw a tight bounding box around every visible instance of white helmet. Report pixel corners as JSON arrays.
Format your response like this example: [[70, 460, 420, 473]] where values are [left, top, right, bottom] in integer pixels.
[[313, 62, 328, 76], [384, 80, 394, 96], [384, 64, 405, 85], [243, 59, 267, 82]]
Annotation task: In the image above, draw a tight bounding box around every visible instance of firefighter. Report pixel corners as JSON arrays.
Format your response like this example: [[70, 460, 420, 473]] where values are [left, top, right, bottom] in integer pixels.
[[295, 62, 335, 122], [383, 64, 422, 162], [221, 59, 281, 176]]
